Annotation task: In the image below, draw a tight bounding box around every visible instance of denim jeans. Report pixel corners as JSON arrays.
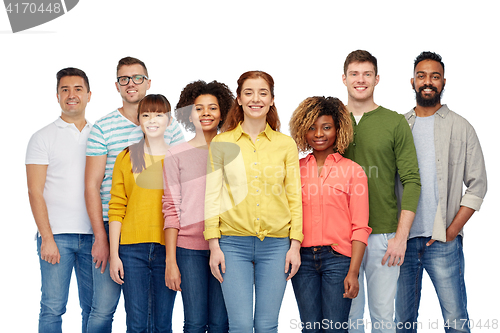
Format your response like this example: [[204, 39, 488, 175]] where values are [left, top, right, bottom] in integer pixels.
[[292, 246, 352, 333], [86, 225, 122, 333], [395, 236, 469, 333], [37, 234, 93, 333], [219, 235, 289, 333], [176, 247, 228, 333], [119, 242, 176, 333], [349, 233, 400, 333]]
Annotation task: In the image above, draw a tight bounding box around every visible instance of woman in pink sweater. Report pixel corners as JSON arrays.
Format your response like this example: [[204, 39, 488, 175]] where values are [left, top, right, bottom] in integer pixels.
[[289, 96, 372, 333], [162, 80, 234, 333]]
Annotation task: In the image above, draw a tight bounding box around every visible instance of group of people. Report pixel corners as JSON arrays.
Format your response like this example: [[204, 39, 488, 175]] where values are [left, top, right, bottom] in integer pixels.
[[26, 50, 487, 333]]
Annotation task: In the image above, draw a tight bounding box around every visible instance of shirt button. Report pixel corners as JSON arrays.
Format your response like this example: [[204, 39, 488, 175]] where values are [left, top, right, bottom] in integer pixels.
[[255, 176, 258, 178], [254, 162, 257, 165], [257, 204, 259, 206], [257, 218, 260, 221], [254, 150, 256, 153]]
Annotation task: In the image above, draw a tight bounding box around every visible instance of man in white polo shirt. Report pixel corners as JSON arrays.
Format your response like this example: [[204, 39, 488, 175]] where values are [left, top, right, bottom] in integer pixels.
[[26, 68, 93, 333]]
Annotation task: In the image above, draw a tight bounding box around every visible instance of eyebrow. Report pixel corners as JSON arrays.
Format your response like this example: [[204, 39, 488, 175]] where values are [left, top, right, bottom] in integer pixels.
[[59, 85, 85, 90], [416, 71, 442, 76]]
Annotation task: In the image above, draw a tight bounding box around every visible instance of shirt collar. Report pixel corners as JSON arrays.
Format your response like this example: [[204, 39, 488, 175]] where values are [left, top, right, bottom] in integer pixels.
[[54, 117, 90, 129], [304, 152, 343, 164], [233, 122, 274, 141], [409, 104, 450, 120]]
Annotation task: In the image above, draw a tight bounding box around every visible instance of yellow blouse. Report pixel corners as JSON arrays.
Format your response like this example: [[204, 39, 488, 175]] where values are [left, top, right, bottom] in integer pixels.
[[108, 150, 165, 245], [204, 123, 303, 242]]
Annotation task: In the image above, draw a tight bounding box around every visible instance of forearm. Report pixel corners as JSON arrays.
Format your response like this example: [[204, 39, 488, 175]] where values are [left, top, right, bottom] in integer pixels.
[[85, 183, 106, 237], [348, 240, 366, 277], [447, 206, 475, 240], [28, 192, 53, 241], [395, 209, 415, 241], [164, 228, 179, 264], [85, 155, 107, 240], [108, 221, 122, 258]]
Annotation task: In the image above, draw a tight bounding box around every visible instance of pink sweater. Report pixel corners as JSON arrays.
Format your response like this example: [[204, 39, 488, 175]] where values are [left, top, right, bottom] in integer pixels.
[[162, 142, 209, 250]]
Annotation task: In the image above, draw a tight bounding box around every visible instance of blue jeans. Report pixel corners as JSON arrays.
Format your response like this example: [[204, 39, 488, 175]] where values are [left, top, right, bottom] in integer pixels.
[[349, 233, 400, 333], [120, 242, 177, 333], [292, 246, 352, 333], [177, 247, 228, 333], [395, 236, 469, 333], [219, 235, 290, 333], [37, 234, 93, 333], [87, 225, 122, 333]]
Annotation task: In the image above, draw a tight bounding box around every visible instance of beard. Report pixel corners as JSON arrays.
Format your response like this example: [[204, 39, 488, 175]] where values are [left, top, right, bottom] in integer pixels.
[[413, 84, 443, 108]]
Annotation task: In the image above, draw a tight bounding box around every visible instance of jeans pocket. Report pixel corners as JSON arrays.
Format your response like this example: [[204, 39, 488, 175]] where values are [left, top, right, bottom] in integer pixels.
[[328, 247, 344, 257]]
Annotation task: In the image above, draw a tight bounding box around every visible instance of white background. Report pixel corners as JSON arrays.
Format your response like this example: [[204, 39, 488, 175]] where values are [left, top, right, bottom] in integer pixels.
[[1, 0, 498, 331]]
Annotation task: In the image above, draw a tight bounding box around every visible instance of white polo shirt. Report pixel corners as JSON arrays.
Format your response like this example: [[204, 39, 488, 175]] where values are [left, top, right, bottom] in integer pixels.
[[26, 117, 93, 235]]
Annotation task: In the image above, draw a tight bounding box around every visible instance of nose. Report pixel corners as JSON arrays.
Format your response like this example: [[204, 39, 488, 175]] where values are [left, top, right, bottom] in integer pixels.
[[314, 127, 323, 137]]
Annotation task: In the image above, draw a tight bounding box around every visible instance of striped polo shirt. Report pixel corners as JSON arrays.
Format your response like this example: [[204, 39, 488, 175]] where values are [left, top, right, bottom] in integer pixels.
[[86, 109, 185, 222]]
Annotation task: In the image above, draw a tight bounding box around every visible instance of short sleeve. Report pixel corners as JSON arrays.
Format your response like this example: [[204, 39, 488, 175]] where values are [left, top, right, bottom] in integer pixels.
[[26, 131, 49, 165], [86, 123, 107, 156]]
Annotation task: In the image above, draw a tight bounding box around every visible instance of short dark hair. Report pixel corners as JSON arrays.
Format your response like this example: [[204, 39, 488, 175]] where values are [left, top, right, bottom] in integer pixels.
[[117, 56, 148, 76], [344, 50, 378, 76], [414, 51, 445, 73], [56, 67, 90, 92], [176, 80, 234, 132]]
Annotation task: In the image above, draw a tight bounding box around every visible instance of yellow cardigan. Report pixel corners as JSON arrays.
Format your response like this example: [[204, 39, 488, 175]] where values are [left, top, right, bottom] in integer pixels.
[[108, 149, 165, 245]]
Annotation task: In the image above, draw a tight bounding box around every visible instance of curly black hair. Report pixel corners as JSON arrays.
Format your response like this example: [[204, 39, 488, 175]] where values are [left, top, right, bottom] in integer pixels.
[[175, 80, 234, 132]]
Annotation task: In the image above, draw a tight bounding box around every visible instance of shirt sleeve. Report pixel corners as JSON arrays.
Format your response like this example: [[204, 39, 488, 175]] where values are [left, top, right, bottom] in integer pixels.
[[165, 118, 185, 146], [108, 151, 128, 223], [86, 123, 108, 156], [204, 137, 224, 240], [460, 123, 487, 210], [349, 164, 372, 245], [26, 131, 49, 165], [284, 138, 304, 242], [394, 116, 421, 213], [162, 150, 182, 230]]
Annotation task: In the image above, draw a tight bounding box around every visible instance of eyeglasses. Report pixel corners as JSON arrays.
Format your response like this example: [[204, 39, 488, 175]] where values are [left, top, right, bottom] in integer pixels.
[[117, 75, 149, 86]]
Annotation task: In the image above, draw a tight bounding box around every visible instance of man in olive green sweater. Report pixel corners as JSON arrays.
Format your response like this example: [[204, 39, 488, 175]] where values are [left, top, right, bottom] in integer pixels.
[[342, 50, 421, 333]]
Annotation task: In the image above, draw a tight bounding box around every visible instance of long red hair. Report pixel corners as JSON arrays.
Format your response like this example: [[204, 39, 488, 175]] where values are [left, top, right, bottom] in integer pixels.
[[221, 71, 280, 132]]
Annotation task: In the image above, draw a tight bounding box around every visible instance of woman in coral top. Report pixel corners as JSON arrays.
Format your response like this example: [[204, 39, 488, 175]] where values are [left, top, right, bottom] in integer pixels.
[[289, 96, 371, 333], [108, 94, 176, 333], [162, 80, 234, 333], [205, 71, 303, 332]]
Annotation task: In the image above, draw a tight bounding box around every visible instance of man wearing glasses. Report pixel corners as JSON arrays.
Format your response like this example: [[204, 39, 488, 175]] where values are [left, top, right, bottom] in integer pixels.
[[85, 57, 184, 332]]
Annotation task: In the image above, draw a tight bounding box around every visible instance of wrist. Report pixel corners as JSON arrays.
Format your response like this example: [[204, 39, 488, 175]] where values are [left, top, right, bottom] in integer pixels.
[[289, 239, 301, 250]]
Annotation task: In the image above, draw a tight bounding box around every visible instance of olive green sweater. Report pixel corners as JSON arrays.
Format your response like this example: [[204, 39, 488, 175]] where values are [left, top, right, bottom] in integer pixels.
[[343, 106, 421, 234]]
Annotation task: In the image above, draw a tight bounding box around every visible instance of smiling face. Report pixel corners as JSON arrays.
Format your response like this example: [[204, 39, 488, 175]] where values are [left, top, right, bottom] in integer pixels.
[[139, 111, 169, 140], [412, 59, 445, 108], [57, 75, 91, 119], [306, 115, 337, 154], [190, 94, 221, 134], [342, 61, 379, 103], [116, 64, 151, 105], [237, 77, 274, 121]]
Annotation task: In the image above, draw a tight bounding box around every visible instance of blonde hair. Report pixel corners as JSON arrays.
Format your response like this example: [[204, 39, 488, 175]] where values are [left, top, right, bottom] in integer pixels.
[[289, 96, 352, 154]]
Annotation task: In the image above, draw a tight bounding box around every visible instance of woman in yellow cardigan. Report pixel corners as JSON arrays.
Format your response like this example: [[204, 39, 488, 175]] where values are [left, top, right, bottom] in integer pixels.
[[108, 94, 176, 333]]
